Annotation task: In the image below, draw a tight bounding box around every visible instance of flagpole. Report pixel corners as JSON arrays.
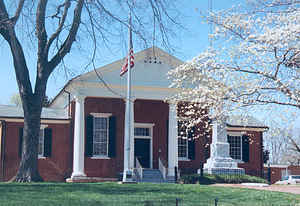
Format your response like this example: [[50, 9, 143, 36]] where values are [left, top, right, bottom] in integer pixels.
[[122, 11, 133, 183]]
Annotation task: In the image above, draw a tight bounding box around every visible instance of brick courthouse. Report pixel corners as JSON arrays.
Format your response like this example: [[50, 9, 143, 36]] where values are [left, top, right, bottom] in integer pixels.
[[0, 47, 267, 182]]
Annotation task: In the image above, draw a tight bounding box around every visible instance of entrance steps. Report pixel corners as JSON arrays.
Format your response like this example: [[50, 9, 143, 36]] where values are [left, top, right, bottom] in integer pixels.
[[135, 169, 175, 183]]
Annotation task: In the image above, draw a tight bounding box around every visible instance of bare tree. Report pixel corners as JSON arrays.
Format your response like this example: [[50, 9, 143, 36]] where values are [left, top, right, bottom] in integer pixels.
[[10, 93, 22, 107], [0, 0, 181, 182]]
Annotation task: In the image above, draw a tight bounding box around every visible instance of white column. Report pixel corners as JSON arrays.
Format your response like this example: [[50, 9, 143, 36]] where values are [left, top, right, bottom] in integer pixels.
[[129, 99, 135, 169], [71, 95, 86, 178], [168, 103, 178, 177]]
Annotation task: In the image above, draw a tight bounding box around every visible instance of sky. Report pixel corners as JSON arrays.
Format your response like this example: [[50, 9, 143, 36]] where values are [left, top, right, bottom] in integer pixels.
[[0, 0, 240, 105]]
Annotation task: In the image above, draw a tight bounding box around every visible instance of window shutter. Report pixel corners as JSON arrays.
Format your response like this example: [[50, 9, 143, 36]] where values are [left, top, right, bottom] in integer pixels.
[[242, 135, 250, 162], [85, 115, 93, 157], [44, 128, 52, 157], [18, 127, 23, 158], [166, 119, 169, 158], [108, 116, 116, 158], [188, 127, 195, 160]]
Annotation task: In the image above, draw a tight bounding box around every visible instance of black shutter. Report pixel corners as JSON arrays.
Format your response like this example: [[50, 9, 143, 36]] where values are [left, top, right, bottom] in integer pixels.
[[166, 119, 169, 158], [188, 127, 195, 160], [242, 135, 250, 162], [108, 116, 116, 158], [85, 115, 93, 157], [177, 121, 182, 137], [18, 127, 23, 158], [44, 128, 52, 157]]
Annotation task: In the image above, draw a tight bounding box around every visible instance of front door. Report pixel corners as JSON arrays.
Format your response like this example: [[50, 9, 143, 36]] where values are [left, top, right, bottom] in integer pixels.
[[134, 138, 150, 168]]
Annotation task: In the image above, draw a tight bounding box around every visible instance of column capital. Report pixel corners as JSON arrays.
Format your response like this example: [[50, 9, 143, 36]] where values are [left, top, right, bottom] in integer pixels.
[[168, 102, 177, 113], [74, 95, 86, 103], [122, 97, 136, 103]]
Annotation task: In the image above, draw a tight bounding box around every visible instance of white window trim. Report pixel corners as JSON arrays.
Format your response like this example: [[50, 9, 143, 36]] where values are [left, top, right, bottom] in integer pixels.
[[90, 113, 112, 118], [133, 123, 154, 168], [91, 113, 111, 158], [38, 125, 48, 159], [178, 137, 189, 161], [227, 132, 244, 163], [177, 121, 190, 160]]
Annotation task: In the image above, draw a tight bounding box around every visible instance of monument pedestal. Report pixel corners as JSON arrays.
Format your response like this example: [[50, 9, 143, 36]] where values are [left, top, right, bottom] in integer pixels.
[[203, 119, 245, 175]]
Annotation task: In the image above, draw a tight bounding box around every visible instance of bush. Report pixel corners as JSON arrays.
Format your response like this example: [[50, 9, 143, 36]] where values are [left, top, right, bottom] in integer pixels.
[[179, 174, 268, 184]]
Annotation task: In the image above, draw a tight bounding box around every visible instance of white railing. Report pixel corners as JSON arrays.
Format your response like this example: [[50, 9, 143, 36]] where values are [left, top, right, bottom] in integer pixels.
[[159, 157, 167, 180], [135, 157, 143, 180]]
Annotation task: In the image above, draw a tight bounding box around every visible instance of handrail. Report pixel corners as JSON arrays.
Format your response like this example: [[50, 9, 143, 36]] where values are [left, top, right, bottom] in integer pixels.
[[135, 157, 143, 180], [158, 156, 167, 180]]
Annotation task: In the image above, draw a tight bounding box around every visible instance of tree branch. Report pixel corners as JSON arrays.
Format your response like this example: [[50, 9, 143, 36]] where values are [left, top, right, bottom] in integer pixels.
[[0, 0, 10, 29], [45, 0, 71, 57], [288, 135, 300, 153], [47, 0, 84, 77], [36, 0, 48, 66], [10, 0, 25, 25]]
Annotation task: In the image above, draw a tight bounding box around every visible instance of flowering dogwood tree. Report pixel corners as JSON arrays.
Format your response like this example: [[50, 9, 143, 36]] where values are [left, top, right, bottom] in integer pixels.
[[169, 0, 300, 130]]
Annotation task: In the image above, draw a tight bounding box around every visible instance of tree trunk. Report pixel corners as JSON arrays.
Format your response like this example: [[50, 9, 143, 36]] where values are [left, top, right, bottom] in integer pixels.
[[14, 94, 44, 182]]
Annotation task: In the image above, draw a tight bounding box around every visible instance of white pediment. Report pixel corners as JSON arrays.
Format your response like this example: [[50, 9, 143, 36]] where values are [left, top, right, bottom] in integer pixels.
[[51, 47, 183, 108], [77, 47, 183, 88]]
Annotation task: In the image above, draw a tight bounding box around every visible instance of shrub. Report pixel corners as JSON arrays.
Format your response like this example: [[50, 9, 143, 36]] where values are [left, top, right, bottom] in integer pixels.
[[179, 174, 268, 184]]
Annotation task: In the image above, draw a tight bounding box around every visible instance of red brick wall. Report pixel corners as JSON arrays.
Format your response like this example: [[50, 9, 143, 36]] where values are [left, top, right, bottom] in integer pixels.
[[234, 130, 264, 177], [83, 97, 125, 178], [178, 137, 208, 174], [82, 97, 170, 177], [264, 165, 300, 184], [1, 97, 265, 182], [134, 99, 169, 169], [2, 121, 71, 182]]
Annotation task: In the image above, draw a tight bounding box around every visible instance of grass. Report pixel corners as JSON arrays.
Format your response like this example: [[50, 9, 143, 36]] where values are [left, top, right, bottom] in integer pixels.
[[0, 182, 299, 206], [180, 174, 268, 184]]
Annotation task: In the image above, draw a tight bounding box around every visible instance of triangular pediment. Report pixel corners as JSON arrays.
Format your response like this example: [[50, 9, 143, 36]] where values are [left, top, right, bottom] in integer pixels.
[[76, 46, 183, 88], [51, 47, 183, 108]]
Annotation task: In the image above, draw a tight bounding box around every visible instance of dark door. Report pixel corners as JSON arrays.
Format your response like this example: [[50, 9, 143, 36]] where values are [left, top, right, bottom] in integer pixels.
[[134, 138, 151, 168]]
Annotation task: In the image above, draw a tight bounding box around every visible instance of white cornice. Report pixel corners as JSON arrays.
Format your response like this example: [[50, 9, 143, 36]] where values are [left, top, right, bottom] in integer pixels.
[[0, 118, 70, 124]]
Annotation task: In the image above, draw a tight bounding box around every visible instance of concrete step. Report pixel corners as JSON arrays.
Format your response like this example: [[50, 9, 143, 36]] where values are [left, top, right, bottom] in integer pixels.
[[139, 169, 165, 183]]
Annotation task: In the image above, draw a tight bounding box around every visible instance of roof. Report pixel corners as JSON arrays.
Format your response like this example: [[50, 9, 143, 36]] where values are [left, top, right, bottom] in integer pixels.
[[0, 105, 68, 120], [226, 115, 268, 129]]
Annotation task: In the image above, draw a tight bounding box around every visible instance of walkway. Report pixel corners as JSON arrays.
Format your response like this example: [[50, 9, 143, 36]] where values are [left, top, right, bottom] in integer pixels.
[[213, 184, 300, 195]]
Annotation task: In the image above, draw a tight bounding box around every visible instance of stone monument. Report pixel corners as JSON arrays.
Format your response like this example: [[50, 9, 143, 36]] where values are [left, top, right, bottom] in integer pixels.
[[203, 118, 245, 175]]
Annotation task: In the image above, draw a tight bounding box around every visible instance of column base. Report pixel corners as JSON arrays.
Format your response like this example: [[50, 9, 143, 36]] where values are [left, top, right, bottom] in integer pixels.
[[71, 172, 86, 179], [168, 168, 175, 177], [66, 176, 118, 183], [122, 169, 136, 183]]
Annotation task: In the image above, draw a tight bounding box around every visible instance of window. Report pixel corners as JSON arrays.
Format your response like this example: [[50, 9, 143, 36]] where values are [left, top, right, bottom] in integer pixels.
[[86, 114, 116, 158], [18, 127, 52, 158], [228, 135, 242, 160], [134, 127, 150, 136], [38, 129, 45, 157], [177, 122, 195, 160], [178, 137, 188, 159], [227, 134, 250, 162], [93, 117, 109, 156]]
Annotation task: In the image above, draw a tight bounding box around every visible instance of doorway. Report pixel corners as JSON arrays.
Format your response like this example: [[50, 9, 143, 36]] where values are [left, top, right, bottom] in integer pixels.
[[134, 138, 151, 168]]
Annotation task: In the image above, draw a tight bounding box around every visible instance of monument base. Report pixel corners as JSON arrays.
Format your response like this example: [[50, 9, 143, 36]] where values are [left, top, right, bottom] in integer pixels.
[[203, 157, 245, 175], [203, 167, 245, 175]]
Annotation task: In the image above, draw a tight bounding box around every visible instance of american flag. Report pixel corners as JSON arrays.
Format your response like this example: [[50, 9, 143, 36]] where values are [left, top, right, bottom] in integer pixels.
[[120, 48, 134, 76], [120, 15, 134, 76]]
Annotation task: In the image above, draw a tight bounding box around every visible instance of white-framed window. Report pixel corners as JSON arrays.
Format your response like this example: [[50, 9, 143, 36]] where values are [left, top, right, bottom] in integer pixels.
[[93, 116, 109, 157], [177, 121, 189, 160], [38, 129, 45, 157], [19, 125, 51, 158], [134, 127, 150, 137], [228, 135, 242, 160], [178, 137, 188, 159]]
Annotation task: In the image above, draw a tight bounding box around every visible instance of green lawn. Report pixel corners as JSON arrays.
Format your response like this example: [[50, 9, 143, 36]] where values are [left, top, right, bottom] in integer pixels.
[[0, 182, 299, 206]]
